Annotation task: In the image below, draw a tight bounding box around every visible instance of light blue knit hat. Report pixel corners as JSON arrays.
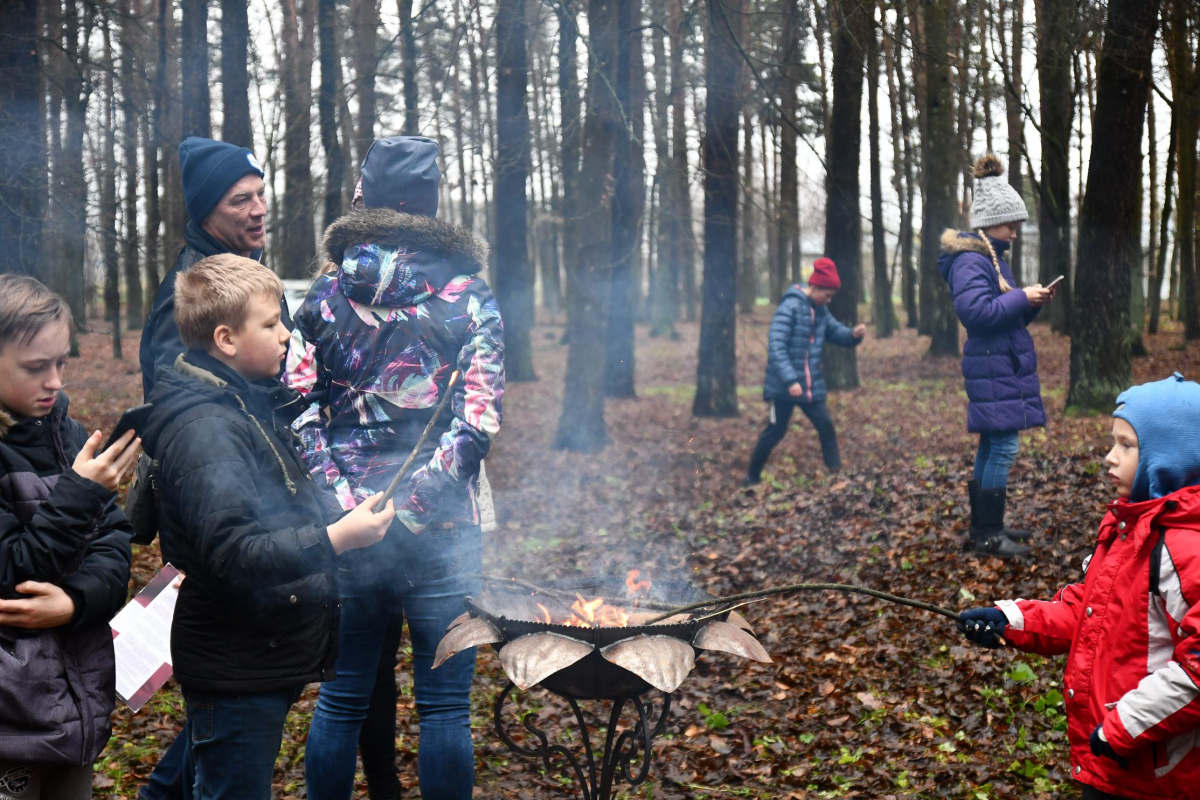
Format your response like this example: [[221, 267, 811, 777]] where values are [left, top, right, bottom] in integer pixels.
[[1114, 373, 1200, 502]]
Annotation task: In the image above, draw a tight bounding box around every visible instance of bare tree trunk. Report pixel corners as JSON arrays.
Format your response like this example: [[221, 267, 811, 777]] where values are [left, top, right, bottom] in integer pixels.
[[919, 0, 959, 357], [60, 2, 91, 342], [221, 0, 252, 146], [557, 0, 581, 320], [669, 0, 697, 322], [400, 0, 418, 135], [693, 0, 742, 417], [181, 0, 210, 140], [649, 0, 678, 338], [0, 0, 44, 277], [1067, 0, 1160, 411], [605, 0, 645, 397], [1165, 0, 1200, 338], [1150, 106, 1177, 334], [554, 0, 619, 451], [159, 0, 185, 258], [141, 111, 161, 304], [890, 3, 917, 328], [824, 0, 868, 386], [121, 5, 143, 327], [739, 104, 756, 314], [494, 0, 537, 381], [1036, 0, 1075, 333], [281, 0, 316, 277], [319, 0, 345, 225], [352, 0, 380, 165], [996, 0, 1025, 283], [775, 0, 800, 305], [101, 19, 121, 358], [868, 3, 896, 337]]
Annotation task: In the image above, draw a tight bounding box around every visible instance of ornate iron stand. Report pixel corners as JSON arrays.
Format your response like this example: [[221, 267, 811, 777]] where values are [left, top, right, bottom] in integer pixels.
[[493, 682, 673, 800]]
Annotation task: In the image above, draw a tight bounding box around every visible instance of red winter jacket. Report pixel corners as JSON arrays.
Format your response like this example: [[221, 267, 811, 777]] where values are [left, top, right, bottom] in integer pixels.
[[998, 485, 1200, 799]]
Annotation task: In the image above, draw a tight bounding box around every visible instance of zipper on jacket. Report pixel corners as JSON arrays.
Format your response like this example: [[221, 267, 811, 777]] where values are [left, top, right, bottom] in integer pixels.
[[806, 307, 815, 402]]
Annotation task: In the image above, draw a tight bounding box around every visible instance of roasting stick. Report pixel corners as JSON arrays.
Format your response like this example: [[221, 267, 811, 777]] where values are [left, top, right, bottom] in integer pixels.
[[643, 582, 962, 624], [471, 574, 680, 612], [374, 371, 461, 513]]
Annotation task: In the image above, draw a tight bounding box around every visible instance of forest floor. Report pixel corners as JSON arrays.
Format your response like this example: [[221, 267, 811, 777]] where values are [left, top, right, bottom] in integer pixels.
[[72, 307, 1200, 799]]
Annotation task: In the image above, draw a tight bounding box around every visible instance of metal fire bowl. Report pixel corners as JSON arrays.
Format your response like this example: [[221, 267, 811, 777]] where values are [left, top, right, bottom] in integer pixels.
[[466, 577, 727, 700]]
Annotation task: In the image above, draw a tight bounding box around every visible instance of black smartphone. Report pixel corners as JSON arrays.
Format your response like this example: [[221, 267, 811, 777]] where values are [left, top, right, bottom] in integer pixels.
[[104, 404, 153, 452]]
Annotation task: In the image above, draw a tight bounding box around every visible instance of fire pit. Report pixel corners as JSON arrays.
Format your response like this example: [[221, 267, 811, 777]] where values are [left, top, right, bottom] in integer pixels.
[[434, 573, 770, 800]]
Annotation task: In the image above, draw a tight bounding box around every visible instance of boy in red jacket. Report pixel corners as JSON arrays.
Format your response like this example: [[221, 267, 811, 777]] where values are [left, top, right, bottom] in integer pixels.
[[958, 373, 1200, 800]]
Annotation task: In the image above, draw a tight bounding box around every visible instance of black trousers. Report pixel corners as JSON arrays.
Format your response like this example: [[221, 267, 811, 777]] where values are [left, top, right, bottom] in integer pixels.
[[747, 398, 841, 478], [1081, 786, 1128, 800], [359, 614, 404, 799]]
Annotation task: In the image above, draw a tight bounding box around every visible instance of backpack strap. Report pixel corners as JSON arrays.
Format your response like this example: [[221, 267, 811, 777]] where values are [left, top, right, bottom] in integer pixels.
[[1150, 525, 1169, 596]]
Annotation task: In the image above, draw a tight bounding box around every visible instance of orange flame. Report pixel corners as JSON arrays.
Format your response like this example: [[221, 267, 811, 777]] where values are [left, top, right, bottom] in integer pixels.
[[535, 603, 553, 624], [625, 569, 651, 596]]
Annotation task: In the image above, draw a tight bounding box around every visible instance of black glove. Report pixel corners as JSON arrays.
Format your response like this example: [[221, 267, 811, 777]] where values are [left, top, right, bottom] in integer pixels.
[[956, 607, 1008, 649], [1090, 725, 1129, 769]]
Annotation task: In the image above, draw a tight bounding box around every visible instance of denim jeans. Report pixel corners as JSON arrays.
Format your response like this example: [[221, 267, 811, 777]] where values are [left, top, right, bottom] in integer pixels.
[[973, 430, 1020, 490], [136, 732, 189, 800], [182, 685, 303, 800], [747, 399, 842, 479], [305, 524, 483, 800]]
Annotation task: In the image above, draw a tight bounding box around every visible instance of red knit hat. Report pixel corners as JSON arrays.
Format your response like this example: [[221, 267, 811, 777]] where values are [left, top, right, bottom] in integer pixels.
[[809, 257, 841, 289]]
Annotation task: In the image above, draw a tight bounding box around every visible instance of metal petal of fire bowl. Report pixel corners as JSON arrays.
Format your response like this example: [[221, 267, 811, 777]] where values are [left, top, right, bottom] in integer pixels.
[[600, 635, 695, 693], [432, 617, 503, 669], [499, 633, 595, 690], [693, 620, 772, 663], [727, 610, 755, 634]]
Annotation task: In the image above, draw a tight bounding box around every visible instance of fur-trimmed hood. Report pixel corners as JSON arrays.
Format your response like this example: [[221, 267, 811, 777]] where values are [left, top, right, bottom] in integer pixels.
[[322, 208, 488, 272], [0, 394, 69, 440], [0, 408, 13, 439], [938, 228, 1010, 283], [321, 208, 489, 307]]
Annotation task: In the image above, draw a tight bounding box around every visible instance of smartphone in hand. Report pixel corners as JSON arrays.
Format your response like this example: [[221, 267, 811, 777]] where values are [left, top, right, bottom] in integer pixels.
[[104, 404, 153, 452], [1046, 275, 1065, 290]]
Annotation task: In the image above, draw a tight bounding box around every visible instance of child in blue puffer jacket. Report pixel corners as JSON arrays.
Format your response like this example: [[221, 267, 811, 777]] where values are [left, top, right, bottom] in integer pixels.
[[939, 154, 1056, 559], [745, 257, 864, 485]]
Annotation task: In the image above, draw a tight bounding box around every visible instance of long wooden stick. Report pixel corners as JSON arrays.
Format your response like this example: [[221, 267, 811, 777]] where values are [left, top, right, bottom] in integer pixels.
[[375, 370, 460, 512], [473, 574, 959, 621], [644, 582, 961, 623]]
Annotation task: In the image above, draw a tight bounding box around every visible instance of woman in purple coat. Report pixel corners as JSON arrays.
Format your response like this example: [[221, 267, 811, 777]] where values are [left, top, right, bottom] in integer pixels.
[[939, 155, 1056, 558]]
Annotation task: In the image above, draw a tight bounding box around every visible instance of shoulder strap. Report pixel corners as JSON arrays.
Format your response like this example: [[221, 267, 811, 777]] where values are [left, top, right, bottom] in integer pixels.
[[1150, 525, 1169, 596]]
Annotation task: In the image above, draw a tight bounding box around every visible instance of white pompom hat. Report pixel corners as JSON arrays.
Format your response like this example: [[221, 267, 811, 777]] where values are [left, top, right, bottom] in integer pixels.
[[969, 154, 1028, 229]]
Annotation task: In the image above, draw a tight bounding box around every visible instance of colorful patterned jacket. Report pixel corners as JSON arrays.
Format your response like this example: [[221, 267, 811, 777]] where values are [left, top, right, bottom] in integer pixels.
[[285, 208, 504, 535]]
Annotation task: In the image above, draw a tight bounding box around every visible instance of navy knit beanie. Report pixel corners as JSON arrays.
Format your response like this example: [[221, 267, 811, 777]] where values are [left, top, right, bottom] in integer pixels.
[[179, 137, 265, 224], [1114, 372, 1200, 502], [360, 136, 441, 217]]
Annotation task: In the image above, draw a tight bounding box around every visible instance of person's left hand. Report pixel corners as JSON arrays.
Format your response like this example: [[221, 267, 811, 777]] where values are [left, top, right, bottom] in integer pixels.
[[853, 323, 867, 340], [0, 581, 75, 629], [1090, 725, 1129, 769]]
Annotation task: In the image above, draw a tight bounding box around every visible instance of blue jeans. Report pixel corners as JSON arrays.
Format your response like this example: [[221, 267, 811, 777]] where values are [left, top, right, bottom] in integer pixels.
[[974, 430, 1020, 490], [136, 732, 189, 800], [305, 524, 483, 800], [182, 685, 303, 800]]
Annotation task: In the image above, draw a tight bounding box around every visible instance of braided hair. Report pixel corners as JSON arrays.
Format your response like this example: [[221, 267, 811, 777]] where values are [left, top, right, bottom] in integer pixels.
[[975, 229, 1014, 293]]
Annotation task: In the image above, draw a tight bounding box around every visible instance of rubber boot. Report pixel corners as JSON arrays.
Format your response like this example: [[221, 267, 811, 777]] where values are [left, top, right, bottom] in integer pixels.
[[969, 480, 1030, 543], [970, 487, 1031, 558]]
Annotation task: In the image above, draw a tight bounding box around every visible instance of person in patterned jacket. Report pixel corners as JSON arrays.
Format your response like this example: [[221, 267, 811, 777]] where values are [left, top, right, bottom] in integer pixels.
[[286, 136, 503, 800], [957, 373, 1200, 800]]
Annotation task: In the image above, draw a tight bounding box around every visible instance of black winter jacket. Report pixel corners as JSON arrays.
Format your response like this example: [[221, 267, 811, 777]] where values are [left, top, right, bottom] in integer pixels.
[[0, 395, 133, 765], [141, 351, 342, 693], [138, 223, 291, 399]]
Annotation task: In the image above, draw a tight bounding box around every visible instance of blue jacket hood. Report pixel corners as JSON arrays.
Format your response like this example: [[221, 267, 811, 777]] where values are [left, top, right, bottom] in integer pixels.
[[1114, 373, 1200, 502]]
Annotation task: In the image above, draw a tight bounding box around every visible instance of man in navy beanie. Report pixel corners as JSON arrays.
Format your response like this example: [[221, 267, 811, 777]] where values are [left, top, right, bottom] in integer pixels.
[[138, 136, 292, 399]]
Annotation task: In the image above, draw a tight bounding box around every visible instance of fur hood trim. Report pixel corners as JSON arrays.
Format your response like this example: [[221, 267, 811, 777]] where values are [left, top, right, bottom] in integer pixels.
[[322, 208, 488, 272], [940, 228, 992, 257], [0, 407, 13, 439]]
